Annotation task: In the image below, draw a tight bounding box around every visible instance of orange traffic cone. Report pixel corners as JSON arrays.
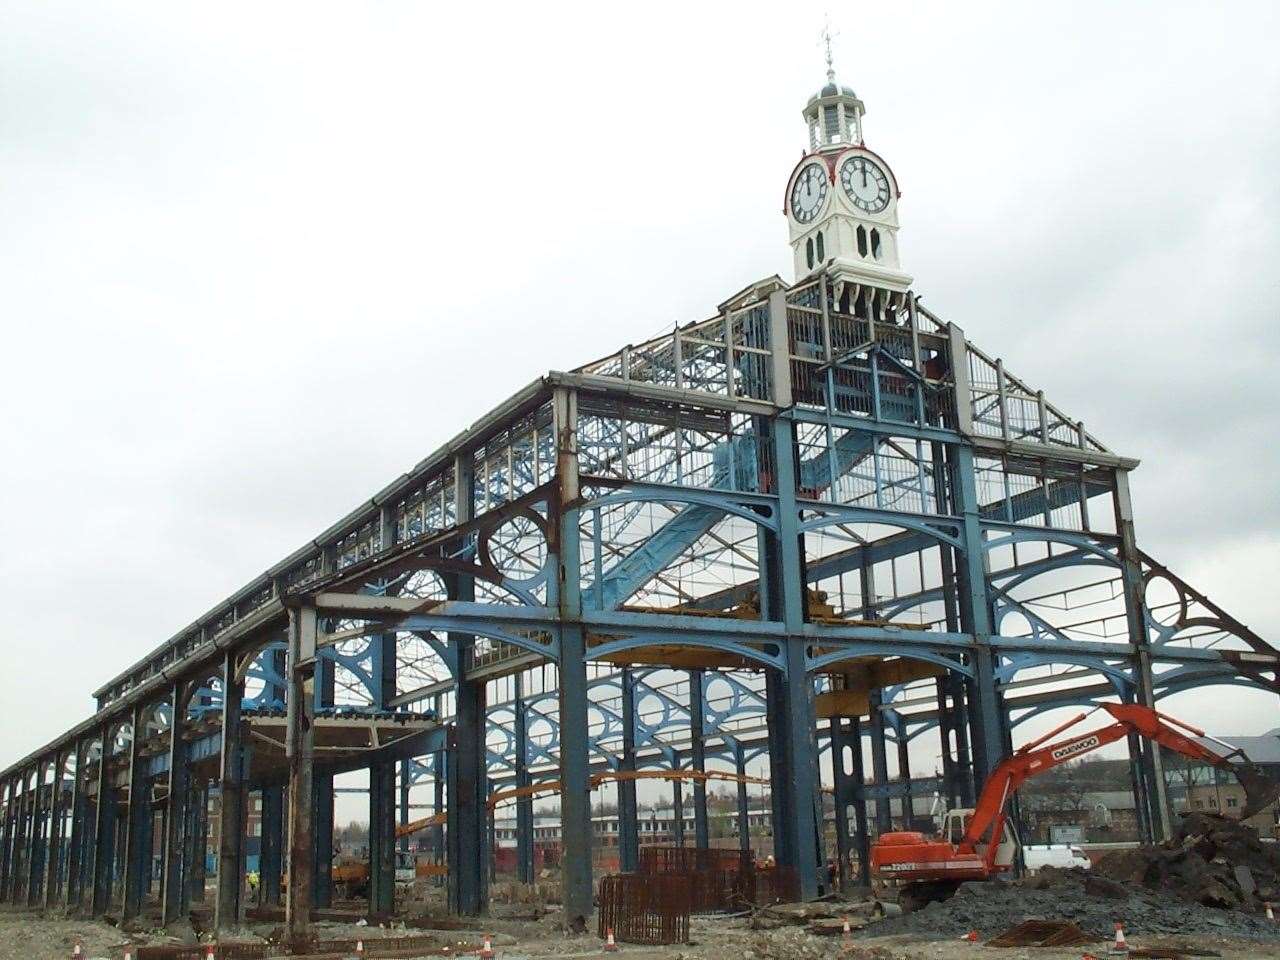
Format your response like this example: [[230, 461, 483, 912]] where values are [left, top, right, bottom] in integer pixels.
[[959, 929, 978, 942], [72, 942, 83, 960], [205, 945, 216, 960], [355, 941, 365, 960], [478, 934, 495, 959], [1267, 902, 1275, 921], [604, 927, 619, 952], [1109, 921, 1128, 954], [841, 917, 852, 941]]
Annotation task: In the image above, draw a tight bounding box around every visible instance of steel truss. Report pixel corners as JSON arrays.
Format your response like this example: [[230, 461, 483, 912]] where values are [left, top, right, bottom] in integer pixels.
[[1, 273, 1275, 932]]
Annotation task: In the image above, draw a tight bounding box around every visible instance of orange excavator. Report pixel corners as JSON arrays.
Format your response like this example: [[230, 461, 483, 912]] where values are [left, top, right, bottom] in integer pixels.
[[870, 703, 1280, 908]]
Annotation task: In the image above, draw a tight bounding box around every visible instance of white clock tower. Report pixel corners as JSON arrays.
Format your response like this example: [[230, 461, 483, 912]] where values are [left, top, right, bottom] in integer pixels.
[[784, 44, 912, 295]]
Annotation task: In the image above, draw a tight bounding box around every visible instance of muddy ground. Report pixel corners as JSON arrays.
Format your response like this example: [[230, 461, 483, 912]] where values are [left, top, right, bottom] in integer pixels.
[[4, 909, 1280, 960]]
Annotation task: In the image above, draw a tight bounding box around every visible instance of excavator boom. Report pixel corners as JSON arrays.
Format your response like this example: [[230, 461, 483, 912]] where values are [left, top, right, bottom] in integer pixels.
[[871, 703, 1280, 895]]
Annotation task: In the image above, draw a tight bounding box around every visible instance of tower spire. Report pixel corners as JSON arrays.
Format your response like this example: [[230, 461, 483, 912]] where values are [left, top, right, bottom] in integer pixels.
[[821, 19, 838, 84]]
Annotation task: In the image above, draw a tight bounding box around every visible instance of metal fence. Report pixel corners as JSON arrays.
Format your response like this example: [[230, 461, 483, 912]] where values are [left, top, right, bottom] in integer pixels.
[[597, 872, 691, 945]]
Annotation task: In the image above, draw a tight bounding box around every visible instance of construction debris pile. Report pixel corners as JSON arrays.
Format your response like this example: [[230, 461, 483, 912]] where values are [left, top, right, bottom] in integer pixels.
[[870, 816, 1280, 944], [1093, 812, 1280, 911]]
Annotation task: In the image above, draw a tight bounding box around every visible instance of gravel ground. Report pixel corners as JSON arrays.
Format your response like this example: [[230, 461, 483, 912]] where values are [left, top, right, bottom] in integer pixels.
[[5, 907, 1280, 960], [866, 871, 1280, 942]]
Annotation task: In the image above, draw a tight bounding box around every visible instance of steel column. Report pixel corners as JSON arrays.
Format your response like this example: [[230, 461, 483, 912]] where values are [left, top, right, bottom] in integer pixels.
[[671, 776, 685, 847], [616, 668, 639, 873], [65, 745, 87, 909], [949, 443, 1005, 785], [689, 670, 709, 850], [828, 718, 852, 891], [161, 681, 189, 925], [513, 674, 536, 883], [553, 385, 593, 928], [286, 604, 318, 943], [368, 760, 395, 914], [91, 728, 116, 916], [122, 703, 151, 920], [44, 755, 68, 910], [734, 747, 750, 855], [849, 717, 871, 887], [867, 691, 891, 834], [215, 649, 247, 930], [259, 785, 284, 907], [1114, 470, 1172, 840], [446, 451, 486, 917]]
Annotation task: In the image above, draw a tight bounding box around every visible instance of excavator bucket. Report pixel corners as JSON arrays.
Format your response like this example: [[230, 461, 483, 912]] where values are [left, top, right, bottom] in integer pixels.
[[1234, 761, 1280, 819]]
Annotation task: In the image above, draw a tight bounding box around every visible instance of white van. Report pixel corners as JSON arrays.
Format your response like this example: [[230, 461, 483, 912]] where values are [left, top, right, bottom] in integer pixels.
[[1021, 843, 1091, 873]]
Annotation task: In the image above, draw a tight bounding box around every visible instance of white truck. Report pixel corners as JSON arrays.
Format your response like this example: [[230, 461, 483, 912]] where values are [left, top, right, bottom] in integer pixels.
[[1021, 843, 1091, 873]]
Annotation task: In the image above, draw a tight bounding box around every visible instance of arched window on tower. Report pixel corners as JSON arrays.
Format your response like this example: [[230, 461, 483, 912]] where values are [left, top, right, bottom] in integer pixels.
[[815, 231, 825, 262], [856, 225, 868, 257], [805, 237, 814, 270], [870, 228, 882, 260]]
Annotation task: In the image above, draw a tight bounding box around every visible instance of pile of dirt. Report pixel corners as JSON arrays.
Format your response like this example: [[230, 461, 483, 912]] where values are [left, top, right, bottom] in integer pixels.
[[868, 870, 1280, 942], [1093, 812, 1280, 910]]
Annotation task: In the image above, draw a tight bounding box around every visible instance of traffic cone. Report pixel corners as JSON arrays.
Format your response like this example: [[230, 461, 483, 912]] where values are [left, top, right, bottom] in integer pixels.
[[1109, 921, 1128, 954], [959, 929, 978, 942], [603, 927, 619, 952], [355, 940, 365, 960], [841, 917, 852, 941], [1267, 902, 1275, 920], [123, 949, 134, 960], [72, 942, 83, 960], [205, 944, 216, 960], [478, 934, 495, 959]]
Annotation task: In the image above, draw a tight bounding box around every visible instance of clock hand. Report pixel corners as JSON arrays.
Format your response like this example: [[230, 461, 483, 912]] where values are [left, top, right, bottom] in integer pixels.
[[861, 164, 867, 189]]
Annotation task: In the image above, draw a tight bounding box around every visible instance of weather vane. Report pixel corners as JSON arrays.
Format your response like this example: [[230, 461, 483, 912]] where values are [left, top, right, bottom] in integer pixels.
[[820, 16, 839, 82]]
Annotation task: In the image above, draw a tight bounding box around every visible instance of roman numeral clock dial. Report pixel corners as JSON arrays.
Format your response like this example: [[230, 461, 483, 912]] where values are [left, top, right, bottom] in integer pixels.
[[840, 155, 890, 213], [789, 163, 829, 224]]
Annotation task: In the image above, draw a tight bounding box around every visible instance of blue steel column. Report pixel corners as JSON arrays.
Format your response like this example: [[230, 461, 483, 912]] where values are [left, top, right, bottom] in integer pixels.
[[312, 653, 335, 908], [733, 745, 750, 855], [369, 627, 397, 915], [44, 754, 68, 910], [446, 452, 486, 916], [513, 674, 535, 883], [849, 717, 871, 886], [767, 288, 823, 898], [671, 774, 685, 847], [553, 385, 594, 928], [91, 729, 117, 916], [949, 442, 1005, 786], [867, 691, 891, 834], [947, 326, 1007, 787], [828, 718, 852, 890], [689, 670, 709, 850], [65, 745, 87, 909], [215, 650, 247, 930], [1114, 470, 1172, 840], [26, 761, 48, 907], [258, 786, 283, 907], [185, 781, 207, 906], [122, 704, 152, 920], [0, 781, 14, 902], [286, 604, 318, 942], [616, 668, 639, 873]]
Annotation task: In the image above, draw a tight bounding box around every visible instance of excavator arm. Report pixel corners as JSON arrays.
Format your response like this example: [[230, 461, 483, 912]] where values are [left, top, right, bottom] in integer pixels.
[[960, 703, 1280, 872]]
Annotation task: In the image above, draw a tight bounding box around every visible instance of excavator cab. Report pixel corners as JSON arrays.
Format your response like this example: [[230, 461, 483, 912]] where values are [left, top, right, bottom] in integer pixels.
[[940, 808, 1017, 876]]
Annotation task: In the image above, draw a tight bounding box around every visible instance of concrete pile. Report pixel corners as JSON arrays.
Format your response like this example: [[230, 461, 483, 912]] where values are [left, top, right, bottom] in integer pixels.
[[1094, 812, 1280, 910]]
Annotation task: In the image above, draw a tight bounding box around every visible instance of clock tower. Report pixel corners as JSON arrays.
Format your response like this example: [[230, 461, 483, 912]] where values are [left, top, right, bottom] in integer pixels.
[[784, 46, 912, 295]]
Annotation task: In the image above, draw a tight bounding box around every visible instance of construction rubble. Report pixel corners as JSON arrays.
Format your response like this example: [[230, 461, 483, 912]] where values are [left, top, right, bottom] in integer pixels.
[[1092, 811, 1280, 910]]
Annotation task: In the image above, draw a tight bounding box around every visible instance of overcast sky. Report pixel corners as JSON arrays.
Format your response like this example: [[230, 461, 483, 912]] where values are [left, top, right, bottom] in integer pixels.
[[2, 1, 1278, 786]]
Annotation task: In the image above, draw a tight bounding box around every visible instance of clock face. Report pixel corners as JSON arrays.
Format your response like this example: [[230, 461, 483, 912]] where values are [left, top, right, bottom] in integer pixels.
[[790, 163, 829, 224], [840, 156, 891, 214]]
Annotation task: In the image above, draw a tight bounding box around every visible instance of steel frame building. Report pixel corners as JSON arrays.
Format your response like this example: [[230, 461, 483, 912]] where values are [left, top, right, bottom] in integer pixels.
[[2, 272, 1275, 935]]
